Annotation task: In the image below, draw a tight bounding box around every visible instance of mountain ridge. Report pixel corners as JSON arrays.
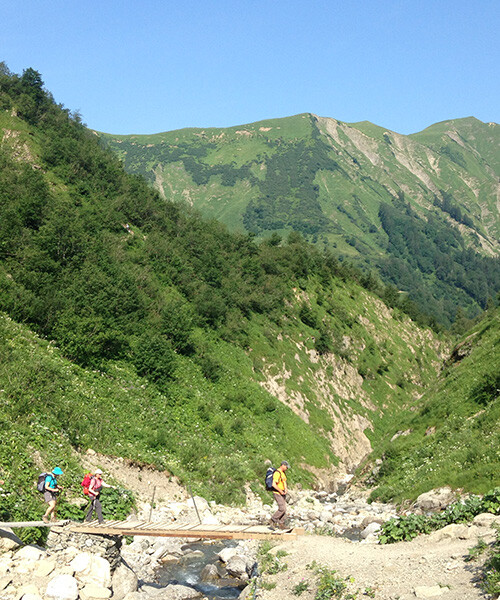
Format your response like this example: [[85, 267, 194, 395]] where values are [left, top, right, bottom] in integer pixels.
[[100, 113, 500, 327]]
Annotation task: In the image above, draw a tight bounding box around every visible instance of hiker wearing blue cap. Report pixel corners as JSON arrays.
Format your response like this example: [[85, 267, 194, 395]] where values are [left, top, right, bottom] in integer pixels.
[[42, 467, 63, 523]]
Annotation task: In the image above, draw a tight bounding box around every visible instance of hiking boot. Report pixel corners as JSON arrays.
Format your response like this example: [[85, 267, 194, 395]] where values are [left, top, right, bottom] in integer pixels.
[[268, 520, 277, 530]]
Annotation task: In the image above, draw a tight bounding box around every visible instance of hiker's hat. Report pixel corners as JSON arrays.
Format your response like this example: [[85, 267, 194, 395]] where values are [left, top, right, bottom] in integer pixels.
[[52, 467, 63, 475], [281, 460, 290, 468], [95, 469, 103, 475]]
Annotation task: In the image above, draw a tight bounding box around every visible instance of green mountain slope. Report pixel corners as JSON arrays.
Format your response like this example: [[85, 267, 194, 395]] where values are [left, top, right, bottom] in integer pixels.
[[1, 65, 498, 539], [367, 307, 500, 502], [100, 114, 500, 327], [0, 65, 459, 525]]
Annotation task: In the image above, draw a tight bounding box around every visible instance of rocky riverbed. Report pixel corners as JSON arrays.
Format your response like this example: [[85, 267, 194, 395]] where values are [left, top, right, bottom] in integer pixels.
[[0, 485, 498, 600]]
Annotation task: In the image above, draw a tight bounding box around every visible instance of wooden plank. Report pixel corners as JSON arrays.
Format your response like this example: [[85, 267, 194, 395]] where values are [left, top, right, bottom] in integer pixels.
[[0, 520, 69, 528]]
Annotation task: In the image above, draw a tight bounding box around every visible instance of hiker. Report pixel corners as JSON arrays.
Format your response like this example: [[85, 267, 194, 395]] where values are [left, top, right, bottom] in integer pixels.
[[42, 467, 63, 523], [85, 469, 115, 524], [270, 460, 290, 529]]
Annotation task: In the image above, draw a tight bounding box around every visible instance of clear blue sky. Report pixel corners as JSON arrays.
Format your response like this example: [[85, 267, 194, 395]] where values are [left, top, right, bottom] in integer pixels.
[[1, 0, 498, 135]]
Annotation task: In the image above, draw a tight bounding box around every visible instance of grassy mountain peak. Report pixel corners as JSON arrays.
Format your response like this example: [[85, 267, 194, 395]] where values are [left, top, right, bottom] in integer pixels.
[[101, 112, 500, 328]]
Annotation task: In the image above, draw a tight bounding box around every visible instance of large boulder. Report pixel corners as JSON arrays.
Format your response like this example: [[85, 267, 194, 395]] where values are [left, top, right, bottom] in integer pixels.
[[70, 552, 111, 588], [111, 560, 138, 600], [218, 547, 240, 563], [428, 523, 476, 542], [45, 574, 79, 600], [414, 487, 456, 512], [226, 555, 248, 579], [15, 545, 45, 561]]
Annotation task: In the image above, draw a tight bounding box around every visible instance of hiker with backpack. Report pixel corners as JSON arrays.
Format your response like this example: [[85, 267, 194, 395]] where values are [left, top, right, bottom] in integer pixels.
[[41, 467, 64, 523], [84, 469, 115, 524], [268, 460, 290, 530]]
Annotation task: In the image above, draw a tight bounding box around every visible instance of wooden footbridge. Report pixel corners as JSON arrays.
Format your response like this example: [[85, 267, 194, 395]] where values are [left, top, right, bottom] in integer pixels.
[[1, 520, 303, 541], [69, 519, 303, 540]]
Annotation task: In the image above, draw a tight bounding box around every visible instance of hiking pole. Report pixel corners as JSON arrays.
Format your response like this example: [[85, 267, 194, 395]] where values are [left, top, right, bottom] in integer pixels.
[[149, 486, 156, 522], [188, 485, 202, 524]]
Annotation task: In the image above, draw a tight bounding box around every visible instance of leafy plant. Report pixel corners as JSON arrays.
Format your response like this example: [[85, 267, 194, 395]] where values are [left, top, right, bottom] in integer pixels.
[[379, 488, 500, 544], [293, 579, 310, 595]]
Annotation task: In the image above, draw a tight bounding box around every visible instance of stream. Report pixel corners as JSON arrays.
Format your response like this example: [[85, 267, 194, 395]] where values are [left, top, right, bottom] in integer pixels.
[[156, 540, 244, 600]]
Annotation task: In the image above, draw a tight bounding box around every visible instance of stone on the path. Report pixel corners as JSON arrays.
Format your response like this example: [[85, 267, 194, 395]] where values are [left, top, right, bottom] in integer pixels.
[[45, 574, 79, 600], [111, 560, 138, 600], [414, 585, 446, 598], [79, 583, 112, 600], [428, 523, 471, 542]]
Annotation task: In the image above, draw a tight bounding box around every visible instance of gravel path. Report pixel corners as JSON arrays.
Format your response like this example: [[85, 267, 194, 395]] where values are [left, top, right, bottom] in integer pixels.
[[258, 533, 488, 600]]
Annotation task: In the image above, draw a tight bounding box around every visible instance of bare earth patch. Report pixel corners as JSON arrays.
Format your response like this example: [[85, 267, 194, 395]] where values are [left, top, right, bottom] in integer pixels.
[[78, 450, 187, 503], [259, 534, 487, 600]]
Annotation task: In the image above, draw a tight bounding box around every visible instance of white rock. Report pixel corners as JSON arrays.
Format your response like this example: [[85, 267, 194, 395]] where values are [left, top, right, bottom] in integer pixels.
[[473, 513, 500, 527], [414, 488, 455, 512], [79, 583, 112, 600], [15, 545, 45, 561], [34, 559, 56, 577], [46, 574, 79, 600], [218, 547, 240, 563], [201, 513, 220, 525], [226, 555, 248, 579], [187, 496, 210, 513], [71, 553, 111, 588], [360, 522, 381, 539], [111, 561, 138, 600], [17, 583, 39, 597], [69, 552, 92, 573], [428, 524, 470, 542]]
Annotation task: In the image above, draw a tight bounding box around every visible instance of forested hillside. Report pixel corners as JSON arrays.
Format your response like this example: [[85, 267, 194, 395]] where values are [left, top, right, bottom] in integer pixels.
[[100, 114, 500, 328], [0, 64, 449, 517], [1, 65, 498, 535]]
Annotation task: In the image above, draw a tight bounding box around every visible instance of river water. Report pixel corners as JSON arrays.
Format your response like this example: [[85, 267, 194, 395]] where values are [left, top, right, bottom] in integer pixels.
[[156, 540, 244, 600]]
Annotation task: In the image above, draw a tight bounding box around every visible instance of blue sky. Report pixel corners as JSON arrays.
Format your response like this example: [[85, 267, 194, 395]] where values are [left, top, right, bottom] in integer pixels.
[[1, 1, 498, 135]]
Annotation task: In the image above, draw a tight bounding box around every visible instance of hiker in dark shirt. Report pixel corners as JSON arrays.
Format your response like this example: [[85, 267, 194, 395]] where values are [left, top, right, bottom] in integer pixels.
[[43, 467, 63, 523], [85, 469, 114, 524]]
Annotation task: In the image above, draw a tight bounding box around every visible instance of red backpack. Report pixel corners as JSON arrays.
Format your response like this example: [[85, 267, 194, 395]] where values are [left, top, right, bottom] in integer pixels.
[[81, 473, 93, 495]]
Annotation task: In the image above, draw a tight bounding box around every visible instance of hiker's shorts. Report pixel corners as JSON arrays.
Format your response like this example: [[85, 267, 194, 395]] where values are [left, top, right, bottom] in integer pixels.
[[44, 491, 57, 503]]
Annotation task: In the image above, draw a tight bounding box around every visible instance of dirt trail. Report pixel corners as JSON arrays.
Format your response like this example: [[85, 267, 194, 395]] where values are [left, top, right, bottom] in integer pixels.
[[259, 534, 488, 600]]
